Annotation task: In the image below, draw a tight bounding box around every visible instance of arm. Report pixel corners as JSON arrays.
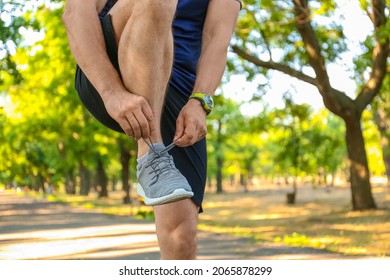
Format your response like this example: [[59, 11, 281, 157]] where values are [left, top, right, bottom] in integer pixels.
[[62, 0, 154, 139], [174, 0, 241, 147], [192, 0, 241, 95]]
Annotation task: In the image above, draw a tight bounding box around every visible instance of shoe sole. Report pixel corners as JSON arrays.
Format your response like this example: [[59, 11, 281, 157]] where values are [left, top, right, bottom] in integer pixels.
[[137, 184, 194, 206]]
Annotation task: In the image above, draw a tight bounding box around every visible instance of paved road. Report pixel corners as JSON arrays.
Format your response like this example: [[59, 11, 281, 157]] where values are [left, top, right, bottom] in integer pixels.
[[0, 192, 376, 260]]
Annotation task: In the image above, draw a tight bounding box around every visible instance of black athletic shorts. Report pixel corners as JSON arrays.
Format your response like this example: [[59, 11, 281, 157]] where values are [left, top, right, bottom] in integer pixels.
[[75, 15, 207, 212]]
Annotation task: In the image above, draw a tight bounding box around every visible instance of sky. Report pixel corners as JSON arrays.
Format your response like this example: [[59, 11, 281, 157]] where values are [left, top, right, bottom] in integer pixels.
[[222, 0, 374, 116]]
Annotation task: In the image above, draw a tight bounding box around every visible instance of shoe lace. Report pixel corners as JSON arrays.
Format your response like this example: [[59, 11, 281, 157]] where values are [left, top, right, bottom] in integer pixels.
[[142, 139, 177, 186]]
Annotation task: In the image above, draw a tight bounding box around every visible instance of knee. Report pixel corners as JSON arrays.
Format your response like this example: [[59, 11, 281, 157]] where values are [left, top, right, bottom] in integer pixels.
[[160, 221, 198, 259], [172, 225, 198, 255], [141, 0, 178, 25]]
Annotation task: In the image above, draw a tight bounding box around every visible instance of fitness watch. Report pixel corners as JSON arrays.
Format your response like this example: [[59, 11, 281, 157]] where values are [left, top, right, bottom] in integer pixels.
[[189, 92, 214, 115]]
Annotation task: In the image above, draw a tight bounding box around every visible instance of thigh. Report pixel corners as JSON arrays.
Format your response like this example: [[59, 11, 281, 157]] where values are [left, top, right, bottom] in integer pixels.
[[154, 199, 199, 233], [75, 15, 123, 133], [107, 0, 136, 45], [161, 86, 207, 212]]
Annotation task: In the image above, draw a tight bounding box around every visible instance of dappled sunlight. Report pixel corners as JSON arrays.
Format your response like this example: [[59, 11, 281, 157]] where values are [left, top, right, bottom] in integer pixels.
[[266, 205, 315, 216], [198, 224, 278, 236], [0, 224, 158, 260], [341, 247, 368, 255], [330, 223, 390, 233], [351, 161, 368, 179], [248, 213, 292, 220], [0, 224, 156, 241], [199, 185, 390, 256], [2, 185, 390, 259], [64, 244, 161, 260], [309, 236, 351, 247], [344, 209, 388, 218]]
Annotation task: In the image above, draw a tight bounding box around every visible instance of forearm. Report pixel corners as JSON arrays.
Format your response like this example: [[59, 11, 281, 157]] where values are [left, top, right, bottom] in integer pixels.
[[193, 35, 230, 95], [192, 0, 241, 96], [62, 1, 126, 101]]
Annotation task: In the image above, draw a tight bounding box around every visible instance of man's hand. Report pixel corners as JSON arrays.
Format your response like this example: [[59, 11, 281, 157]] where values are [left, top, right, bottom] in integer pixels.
[[104, 90, 155, 140], [174, 99, 208, 147]]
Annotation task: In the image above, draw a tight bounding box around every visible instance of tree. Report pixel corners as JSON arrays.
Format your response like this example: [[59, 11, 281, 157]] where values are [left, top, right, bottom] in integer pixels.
[[360, 66, 390, 190], [119, 136, 137, 204], [1, 1, 141, 202], [232, 0, 389, 210], [309, 109, 346, 187], [0, 0, 38, 85], [372, 76, 390, 190], [271, 94, 316, 202], [207, 95, 244, 193]]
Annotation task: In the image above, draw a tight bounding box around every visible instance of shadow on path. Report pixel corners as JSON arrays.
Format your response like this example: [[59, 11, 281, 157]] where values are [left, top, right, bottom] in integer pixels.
[[0, 192, 375, 260]]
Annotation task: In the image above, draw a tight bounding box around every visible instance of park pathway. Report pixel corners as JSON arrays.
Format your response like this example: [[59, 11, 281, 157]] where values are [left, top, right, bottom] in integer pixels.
[[0, 192, 375, 260]]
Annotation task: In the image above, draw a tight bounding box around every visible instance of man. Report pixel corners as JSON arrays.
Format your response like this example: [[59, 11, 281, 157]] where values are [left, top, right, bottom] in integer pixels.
[[63, 0, 241, 259]]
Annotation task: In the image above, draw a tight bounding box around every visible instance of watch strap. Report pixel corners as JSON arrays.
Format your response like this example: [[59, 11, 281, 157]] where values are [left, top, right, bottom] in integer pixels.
[[189, 92, 212, 115]]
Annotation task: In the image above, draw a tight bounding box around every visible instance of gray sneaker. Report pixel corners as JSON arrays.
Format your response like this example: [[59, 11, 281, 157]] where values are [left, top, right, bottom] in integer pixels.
[[136, 141, 194, 206]]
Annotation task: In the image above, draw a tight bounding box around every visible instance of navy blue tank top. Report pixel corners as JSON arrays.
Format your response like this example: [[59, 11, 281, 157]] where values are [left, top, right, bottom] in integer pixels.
[[99, 0, 210, 96]]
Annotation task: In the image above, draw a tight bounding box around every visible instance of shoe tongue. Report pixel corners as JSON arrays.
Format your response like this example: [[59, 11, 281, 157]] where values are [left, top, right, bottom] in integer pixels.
[[149, 142, 166, 154]]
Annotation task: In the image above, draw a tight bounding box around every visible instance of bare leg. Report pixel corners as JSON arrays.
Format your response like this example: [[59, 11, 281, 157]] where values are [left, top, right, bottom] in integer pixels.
[[109, 0, 197, 259], [154, 199, 199, 259], [109, 0, 177, 157]]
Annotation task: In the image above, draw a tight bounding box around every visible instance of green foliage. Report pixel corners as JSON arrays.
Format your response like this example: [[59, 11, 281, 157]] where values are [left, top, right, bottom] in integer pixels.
[[261, 95, 346, 181], [203, 92, 349, 190], [0, 0, 42, 85], [1, 2, 135, 193], [232, 0, 347, 80], [0, 0, 386, 200]]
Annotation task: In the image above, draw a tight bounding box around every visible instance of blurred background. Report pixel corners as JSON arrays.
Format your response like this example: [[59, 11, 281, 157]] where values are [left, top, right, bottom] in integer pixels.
[[0, 0, 389, 258]]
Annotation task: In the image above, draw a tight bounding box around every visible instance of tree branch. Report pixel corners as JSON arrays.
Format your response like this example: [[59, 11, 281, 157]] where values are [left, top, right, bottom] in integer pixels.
[[292, 0, 332, 95], [355, 0, 389, 113], [246, 8, 273, 60], [231, 45, 318, 87], [290, 0, 359, 116]]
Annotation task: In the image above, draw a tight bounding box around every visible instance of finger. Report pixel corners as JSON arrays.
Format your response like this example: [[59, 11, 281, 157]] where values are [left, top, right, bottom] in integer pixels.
[[119, 118, 134, 137], [183, 123, 207, 146], [197, 127, 207, 142], [174, 114, 185, 142], [176, 132, 196, 147], [140, 102, 155, 134], [133, 110, 151, 139], [176, 122, 197, 147], [196, 132, 206, 143], [126, 113, 142, 140], [141, 102, 154, 123]]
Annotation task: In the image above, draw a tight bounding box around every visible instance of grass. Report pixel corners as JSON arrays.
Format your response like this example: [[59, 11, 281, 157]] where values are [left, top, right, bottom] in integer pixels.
[[18, 182, 390, 257], [199, 183, 390, 257], [25, 190, 155, 220]]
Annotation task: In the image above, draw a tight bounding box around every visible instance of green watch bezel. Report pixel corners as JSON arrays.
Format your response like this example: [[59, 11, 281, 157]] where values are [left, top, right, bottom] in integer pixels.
[[189, 92, 214, 115]]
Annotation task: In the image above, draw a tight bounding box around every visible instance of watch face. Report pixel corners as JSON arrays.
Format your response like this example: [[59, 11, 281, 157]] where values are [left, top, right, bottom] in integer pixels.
[[204, 95, 214, 109]]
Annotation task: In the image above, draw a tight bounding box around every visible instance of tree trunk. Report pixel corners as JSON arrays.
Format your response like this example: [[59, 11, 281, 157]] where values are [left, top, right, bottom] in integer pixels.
[[287, 178, 297, 204], [37, 175, 45, 194], [120, 145, 132, 204], [207, 175, 212, 189], [374, 107, 390, 190], [79, 162, 91, 196], [216, 119, 224, 194], [345, 117, 377, 210], [65, 170, 76, 195], [240, 174, 248, 192], [111, 178, 117, 191], [96, 158, 108, 198], [216, 156, 223, 193]]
